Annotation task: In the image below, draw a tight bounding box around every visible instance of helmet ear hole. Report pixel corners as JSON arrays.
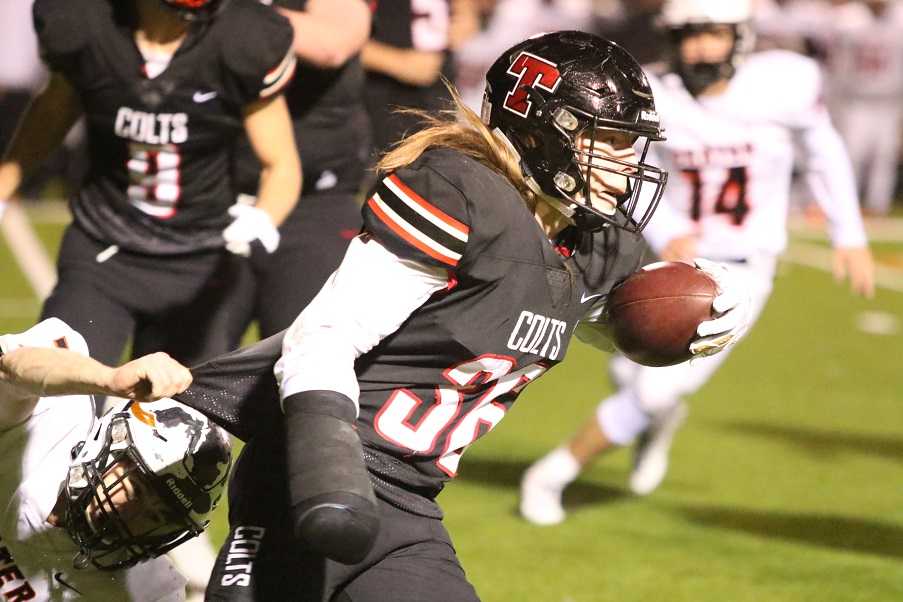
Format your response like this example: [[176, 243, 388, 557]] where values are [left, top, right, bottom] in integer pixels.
[[519, 133, 541, 150], [71, 441, 85, 460]]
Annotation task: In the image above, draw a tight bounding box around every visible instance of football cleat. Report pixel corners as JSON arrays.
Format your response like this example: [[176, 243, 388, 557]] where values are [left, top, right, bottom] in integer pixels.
[[519, 447, 579, 526]]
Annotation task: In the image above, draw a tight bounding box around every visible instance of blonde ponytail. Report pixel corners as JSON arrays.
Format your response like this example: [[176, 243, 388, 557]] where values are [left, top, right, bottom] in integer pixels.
[[376, 82, 536, 209]]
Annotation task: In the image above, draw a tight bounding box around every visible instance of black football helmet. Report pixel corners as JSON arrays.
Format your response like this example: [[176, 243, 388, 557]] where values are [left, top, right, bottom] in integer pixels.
[[482, 31, 667, 233]]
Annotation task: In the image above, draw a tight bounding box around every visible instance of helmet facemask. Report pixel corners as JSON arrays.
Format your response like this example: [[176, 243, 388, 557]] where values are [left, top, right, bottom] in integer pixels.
[[63, 401, 230, 571], [509, 90, 667, 234], [64, 411, 203, 570]]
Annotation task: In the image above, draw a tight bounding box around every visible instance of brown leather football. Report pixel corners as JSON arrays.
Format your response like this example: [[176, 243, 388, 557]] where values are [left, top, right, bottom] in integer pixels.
[[608, 261, 717, 367]]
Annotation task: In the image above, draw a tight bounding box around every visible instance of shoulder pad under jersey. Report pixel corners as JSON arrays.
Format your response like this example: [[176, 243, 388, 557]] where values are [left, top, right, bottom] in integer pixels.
[[32, 0, 95, 72], [216, 0, 296, 103]]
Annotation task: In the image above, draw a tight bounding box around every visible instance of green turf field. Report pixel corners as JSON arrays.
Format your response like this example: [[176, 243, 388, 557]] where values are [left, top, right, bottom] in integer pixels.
[[2, 209, 901, 601]]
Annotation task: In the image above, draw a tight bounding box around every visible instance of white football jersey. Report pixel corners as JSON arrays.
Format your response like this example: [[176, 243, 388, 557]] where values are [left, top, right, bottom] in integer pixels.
[[0, 321, 186, 601], [642, 50, 866, 259], [825, 2, 903, 100]]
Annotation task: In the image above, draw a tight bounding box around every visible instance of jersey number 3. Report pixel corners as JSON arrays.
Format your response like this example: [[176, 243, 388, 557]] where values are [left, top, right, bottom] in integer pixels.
[[682, 166, 750, 226], [374, 355, 547, 476]]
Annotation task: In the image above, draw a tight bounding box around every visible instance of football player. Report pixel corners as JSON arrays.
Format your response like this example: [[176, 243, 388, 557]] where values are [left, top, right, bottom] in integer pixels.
[[0, 0, 301, 370], [758, 0, 903, 216], [187, 32, 751, 601], [520, 0, 875, 526], [0, 318, 231, 600], [362, 0, 454, 156], [227, 0, 371, 339]]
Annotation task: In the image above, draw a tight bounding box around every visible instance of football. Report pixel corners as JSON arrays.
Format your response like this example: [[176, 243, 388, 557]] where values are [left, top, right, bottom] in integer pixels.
[[607, 261, 718, 367]]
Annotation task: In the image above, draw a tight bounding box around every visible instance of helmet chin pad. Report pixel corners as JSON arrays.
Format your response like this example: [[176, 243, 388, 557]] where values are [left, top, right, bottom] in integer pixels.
[[677, 61, 735, 96]]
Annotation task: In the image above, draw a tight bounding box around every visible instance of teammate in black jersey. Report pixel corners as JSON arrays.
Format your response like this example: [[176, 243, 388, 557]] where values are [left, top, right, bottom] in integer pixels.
[[362, 0, 455, 156], [0, 0, 301, 368], [228, 0, 371, 339], [190, 31, 753, 601]]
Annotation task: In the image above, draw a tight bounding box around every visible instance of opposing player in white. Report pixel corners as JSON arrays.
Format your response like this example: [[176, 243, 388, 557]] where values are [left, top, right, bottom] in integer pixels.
[[520, 0, 875, 526], [823, 0, 903, 216], [0, 318, 231, 599], [758, 0, 903, 216]]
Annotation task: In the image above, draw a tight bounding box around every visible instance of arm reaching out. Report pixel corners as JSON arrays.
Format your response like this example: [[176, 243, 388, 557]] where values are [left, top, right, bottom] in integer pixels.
[[0, 348, 192, 428]]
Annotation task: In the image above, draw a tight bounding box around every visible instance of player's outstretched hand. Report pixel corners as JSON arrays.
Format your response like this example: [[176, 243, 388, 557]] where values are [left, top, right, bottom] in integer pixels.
[[106, 352, 193, 402], [833, 246, 875, 299], [689, 258, 753, 358], [222, 202, 280, 257]]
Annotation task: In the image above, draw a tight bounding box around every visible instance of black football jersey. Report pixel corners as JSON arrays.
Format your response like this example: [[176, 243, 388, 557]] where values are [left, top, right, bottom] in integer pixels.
[[33, 0, 294, 255], [365, 0, 454, 153], [357, 148, 646, 515], [232, 0, 370, 197]]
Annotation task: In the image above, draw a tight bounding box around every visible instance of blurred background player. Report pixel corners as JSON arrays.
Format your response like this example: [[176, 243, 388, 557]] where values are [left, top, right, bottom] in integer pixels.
[[453, 0, 595, 111], [0, 0, 301, 370], [228, 0, 371, 340], [822, 0, 903, 216], [361, 0, 454, 158], [0, 318, 231, 600], [757, 0, 903, 216], [520, 0, 875, 526]]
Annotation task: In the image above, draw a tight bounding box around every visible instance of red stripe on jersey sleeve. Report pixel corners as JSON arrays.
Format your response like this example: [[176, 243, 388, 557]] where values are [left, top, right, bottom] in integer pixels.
[[366, 197, 459, 267], [387, 174, 470, 236]]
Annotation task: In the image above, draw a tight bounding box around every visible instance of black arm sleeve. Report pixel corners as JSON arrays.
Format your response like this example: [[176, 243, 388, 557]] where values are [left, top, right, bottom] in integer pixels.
[[173, 332, 285, 441], [284, 390, 380, 565]]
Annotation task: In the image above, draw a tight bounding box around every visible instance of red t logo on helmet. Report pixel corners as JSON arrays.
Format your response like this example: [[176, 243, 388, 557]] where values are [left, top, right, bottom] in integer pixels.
[[503, 52, 562, 118]]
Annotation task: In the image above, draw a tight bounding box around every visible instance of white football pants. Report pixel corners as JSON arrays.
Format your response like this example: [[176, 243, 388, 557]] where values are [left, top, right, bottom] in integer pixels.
[[834, 98, 902, 215]]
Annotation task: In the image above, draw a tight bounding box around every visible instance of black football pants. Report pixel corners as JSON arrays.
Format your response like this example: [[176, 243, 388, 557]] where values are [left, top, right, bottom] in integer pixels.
[[206, 436, 480, 602], [40, 223, 252, 367]]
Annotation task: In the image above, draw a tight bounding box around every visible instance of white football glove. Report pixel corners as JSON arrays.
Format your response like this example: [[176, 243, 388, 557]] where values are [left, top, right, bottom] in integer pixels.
[[689, 258, 753, 358], [222, 203, 280, 257], [0, 199, 7, 222]]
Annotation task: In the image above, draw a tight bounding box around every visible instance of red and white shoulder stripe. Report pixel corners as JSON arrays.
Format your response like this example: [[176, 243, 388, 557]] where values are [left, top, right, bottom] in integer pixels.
[[366, 173, 470, 267], [259, 49, 297, 98]]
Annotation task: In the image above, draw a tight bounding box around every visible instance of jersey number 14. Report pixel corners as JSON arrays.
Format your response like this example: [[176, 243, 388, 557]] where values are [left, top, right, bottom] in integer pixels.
[[681, 166, 750, 226]]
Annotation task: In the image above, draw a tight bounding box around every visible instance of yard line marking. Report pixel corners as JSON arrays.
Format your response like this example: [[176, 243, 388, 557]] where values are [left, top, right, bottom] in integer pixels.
[[789, 214, 903, 243], [1, 202, 56, 300], [782, 241, 903, 293]]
